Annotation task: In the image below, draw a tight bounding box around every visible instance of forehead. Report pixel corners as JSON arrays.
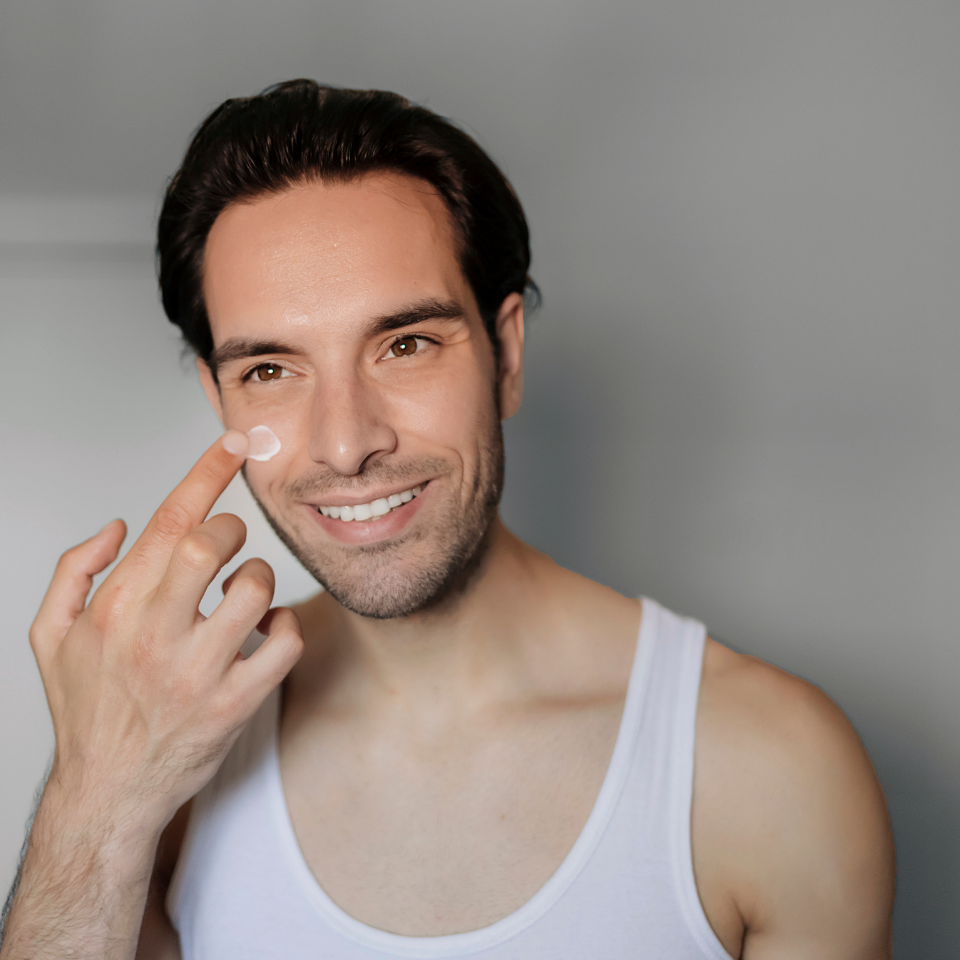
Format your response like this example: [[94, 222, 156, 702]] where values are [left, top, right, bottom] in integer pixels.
[[203, 173, 468, 343]]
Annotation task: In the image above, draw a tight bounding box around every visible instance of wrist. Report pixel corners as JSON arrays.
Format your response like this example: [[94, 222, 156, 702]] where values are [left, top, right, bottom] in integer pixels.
[[1, 782, 161, 960], [34, 776, 163, 878]]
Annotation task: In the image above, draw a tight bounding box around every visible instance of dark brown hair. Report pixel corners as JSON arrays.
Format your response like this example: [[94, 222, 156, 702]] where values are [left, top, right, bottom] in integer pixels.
[[157, 79, 538, 360]]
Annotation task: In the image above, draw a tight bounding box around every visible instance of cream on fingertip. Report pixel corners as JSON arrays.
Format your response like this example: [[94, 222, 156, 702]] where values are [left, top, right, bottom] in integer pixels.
[[246, 425, 281, 462], [221, 430, 249, 456]]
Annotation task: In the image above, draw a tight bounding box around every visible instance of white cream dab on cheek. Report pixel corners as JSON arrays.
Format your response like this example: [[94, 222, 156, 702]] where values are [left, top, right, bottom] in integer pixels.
[[245, 425, 281, 462]]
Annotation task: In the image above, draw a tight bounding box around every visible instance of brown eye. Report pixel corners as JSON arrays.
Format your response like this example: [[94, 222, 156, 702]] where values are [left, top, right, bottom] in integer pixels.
[[390, 336, 419, 358], [254, 363, 284, 381]]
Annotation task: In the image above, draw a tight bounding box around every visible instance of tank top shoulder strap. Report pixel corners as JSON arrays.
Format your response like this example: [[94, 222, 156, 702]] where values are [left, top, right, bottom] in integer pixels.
[[624, 597, 731, 960], [168, 601, 734, 960]]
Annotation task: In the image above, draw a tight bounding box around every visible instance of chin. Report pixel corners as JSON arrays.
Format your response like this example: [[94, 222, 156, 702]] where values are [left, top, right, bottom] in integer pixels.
[[323, 568, 459, 620], [244, 422, 505, 621], [303, 523, 494, 620]]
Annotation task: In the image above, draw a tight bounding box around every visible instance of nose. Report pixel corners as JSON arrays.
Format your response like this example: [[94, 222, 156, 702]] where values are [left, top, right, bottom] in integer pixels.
[[307, 372, 397, 476]]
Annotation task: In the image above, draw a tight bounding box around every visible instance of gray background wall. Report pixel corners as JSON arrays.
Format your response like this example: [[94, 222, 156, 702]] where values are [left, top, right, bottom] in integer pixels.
[[1, 0, 957, 954]]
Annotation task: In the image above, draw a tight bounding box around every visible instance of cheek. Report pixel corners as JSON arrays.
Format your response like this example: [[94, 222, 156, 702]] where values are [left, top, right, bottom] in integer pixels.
[[390, 362, 494, 453], [220, 392, 311, 489]]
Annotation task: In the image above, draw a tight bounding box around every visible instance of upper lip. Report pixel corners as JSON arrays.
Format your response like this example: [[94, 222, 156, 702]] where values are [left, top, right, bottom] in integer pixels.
[[304, 480, 430, 509]]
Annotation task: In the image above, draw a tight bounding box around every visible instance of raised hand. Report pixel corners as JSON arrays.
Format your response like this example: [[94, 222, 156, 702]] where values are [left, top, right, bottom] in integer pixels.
[[1, 431, 304, 960]]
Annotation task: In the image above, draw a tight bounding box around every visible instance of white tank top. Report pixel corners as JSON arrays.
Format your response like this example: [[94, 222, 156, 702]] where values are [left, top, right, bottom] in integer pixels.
[[168, 598, 734, 959]]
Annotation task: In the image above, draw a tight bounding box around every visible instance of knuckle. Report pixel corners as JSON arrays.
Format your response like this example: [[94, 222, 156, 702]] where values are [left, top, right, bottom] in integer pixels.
[[86, 603, 113, 635], [277, 606, 300, 626], [175, 532, 221, 573], [28, 622, 46, 654], [195, 456, 231, 494], [197, 455, 224, 483], [153, 501, 195, 543], [55, 545, 82, 574], [285, 630, 306, 660], [233, 575, 273, 610], [86, 586, 131, 634], [272, 627, 305, 666], [212, 512, 246, 539], [208, 689, 243, 729]]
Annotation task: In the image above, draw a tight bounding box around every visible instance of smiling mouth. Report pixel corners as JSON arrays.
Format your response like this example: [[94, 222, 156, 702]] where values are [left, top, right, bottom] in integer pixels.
[[316, 484, 425, 522]]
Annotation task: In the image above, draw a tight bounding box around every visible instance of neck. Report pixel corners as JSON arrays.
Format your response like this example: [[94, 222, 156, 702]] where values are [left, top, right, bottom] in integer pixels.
[[291, 519, 558, 724]]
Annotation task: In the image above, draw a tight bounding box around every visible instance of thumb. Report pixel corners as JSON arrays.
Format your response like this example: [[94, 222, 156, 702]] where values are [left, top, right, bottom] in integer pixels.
[[30, 519, 128, 660]]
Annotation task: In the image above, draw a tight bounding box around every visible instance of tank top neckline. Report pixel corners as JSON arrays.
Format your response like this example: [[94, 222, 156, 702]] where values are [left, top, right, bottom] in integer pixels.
[[262, 598, 660, 959]]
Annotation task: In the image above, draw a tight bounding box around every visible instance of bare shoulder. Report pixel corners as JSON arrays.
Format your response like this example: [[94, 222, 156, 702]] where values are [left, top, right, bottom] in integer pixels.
[[693, 639, 894, 958]]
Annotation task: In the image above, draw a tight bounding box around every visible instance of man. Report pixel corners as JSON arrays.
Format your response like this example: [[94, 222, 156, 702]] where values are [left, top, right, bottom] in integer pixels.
[[1, 81, 894, 959]]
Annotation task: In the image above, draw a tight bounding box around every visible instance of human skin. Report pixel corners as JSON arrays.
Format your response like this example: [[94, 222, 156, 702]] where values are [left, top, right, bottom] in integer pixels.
[[193, 174, 894, 956], [198, 177, 510, 621], [0, 435, 303, 960], [2, 174, 894, 960]]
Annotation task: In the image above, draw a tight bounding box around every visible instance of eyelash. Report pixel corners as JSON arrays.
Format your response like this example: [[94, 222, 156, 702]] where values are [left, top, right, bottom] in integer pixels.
[[382, 333, 438, 359], [241, 362, 290, 382], [238, 333, 439, 382]]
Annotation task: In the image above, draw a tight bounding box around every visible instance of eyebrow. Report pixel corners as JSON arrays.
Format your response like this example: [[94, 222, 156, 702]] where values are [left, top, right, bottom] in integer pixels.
[[208, 298, 466, 375], [367, 297, 465, 335], [208, 338, 305, 376]]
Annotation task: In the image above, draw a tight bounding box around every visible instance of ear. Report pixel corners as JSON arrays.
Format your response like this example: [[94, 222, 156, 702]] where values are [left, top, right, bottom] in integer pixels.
[[196, 358, 224, 424], [495, 292, 525, 420]]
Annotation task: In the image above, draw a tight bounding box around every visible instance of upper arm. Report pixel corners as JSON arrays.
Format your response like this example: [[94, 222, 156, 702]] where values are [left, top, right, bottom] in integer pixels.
[[135, 800, 192, 960], [693, 641, 895, 960]]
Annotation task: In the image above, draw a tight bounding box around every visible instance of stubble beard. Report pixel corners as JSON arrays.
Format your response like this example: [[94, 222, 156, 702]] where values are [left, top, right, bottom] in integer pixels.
[[243, 413, 505, 620]]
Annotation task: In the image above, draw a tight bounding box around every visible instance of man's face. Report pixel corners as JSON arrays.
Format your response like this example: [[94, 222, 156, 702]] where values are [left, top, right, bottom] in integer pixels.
[[199, 174, 524, 618]]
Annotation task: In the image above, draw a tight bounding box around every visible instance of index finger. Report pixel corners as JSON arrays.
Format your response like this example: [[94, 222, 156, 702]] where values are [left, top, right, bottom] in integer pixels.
[[127, 430, 250, 563]]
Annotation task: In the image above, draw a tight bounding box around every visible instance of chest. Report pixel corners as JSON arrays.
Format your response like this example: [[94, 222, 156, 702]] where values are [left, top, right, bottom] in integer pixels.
[[278, 701, 624, 936]]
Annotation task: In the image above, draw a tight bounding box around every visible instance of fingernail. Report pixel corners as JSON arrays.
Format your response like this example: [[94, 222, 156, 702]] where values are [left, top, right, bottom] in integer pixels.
[[221, 430, 249, 456]]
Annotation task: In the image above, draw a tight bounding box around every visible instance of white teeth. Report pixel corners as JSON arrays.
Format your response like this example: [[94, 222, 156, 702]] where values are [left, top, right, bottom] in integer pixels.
[[317, 484, 424, 522]]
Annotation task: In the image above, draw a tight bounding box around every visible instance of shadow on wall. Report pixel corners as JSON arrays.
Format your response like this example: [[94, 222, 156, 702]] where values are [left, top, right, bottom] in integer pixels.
[[501, 325, 960, 959]]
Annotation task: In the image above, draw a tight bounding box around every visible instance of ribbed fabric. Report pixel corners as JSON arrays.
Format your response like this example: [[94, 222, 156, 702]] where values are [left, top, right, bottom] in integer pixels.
[[168, 598, 733, 959]]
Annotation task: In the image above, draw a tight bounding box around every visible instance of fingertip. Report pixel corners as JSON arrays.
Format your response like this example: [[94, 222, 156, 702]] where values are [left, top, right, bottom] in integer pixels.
[[92, 518, 126, 552], [256, 605, 300, 636], [221, 430, 249, 457], [97, 518, 128, 561], [220, 554, 271, 598]]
